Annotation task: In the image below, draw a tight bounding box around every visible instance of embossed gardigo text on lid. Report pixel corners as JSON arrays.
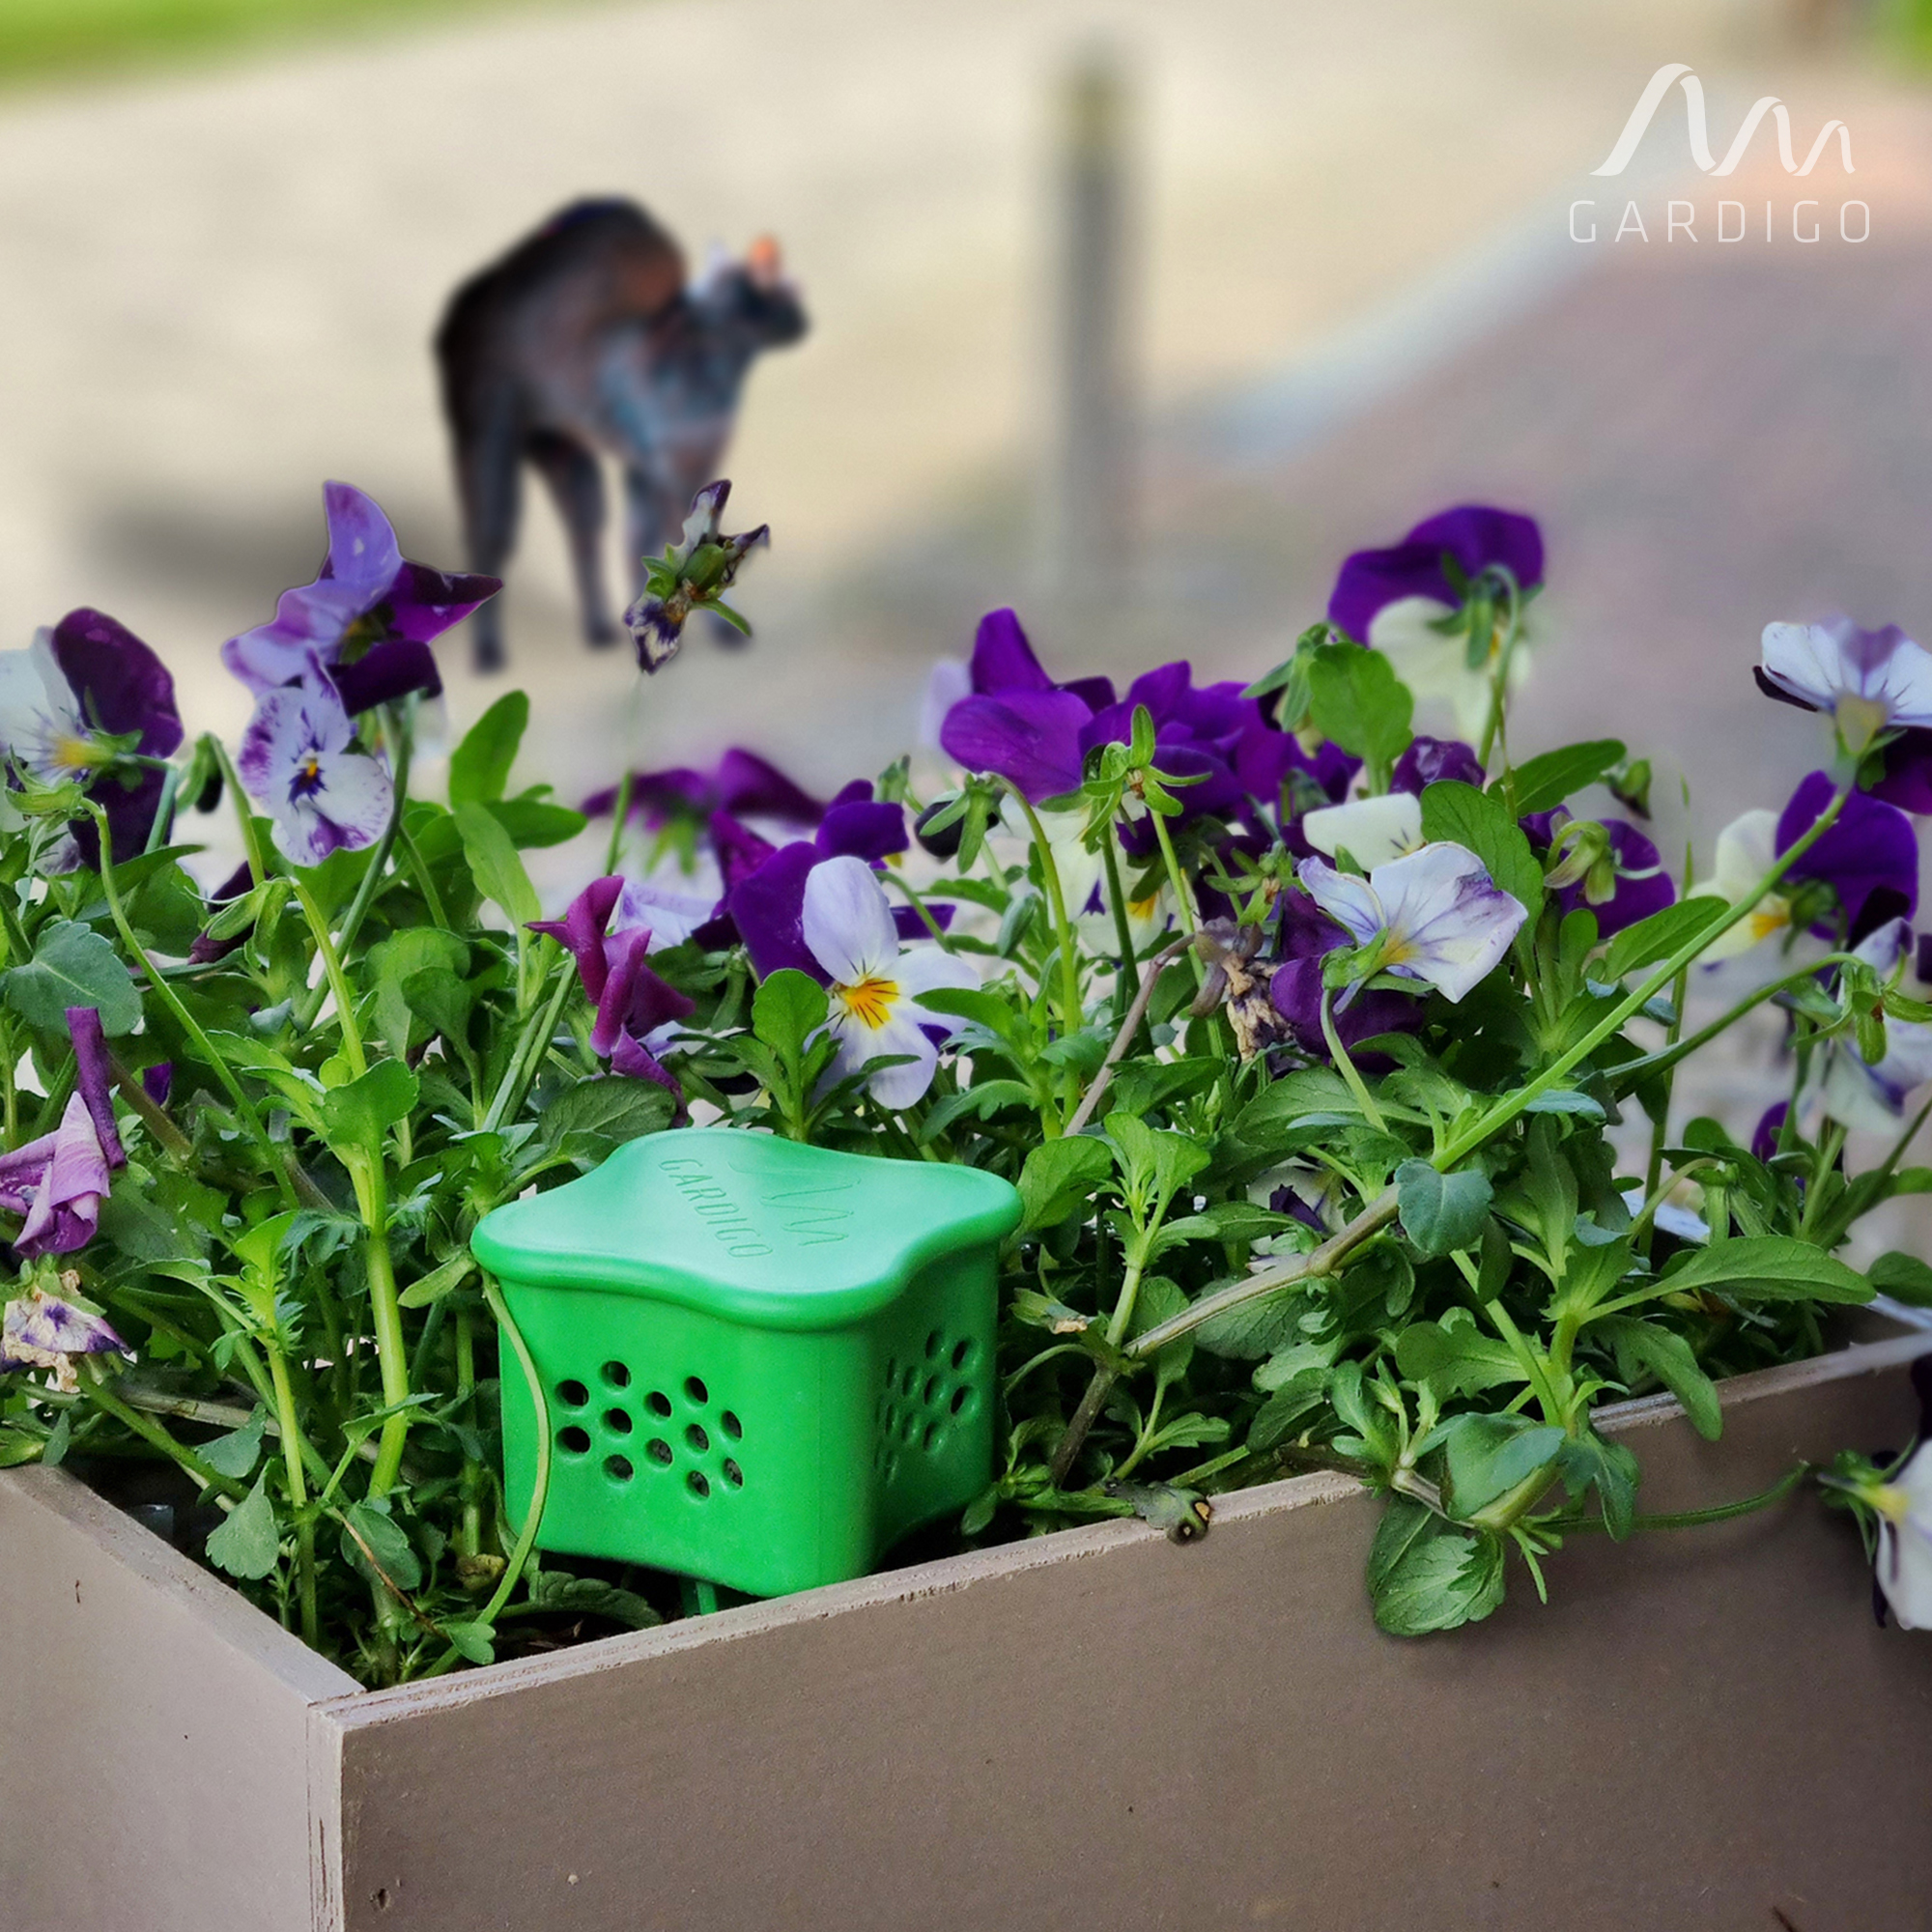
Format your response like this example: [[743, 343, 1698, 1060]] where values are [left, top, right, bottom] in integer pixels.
[[469, 1126, 1021, 1329]]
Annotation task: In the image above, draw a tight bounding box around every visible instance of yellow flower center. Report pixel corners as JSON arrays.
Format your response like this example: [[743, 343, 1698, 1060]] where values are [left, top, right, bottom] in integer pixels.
[[1836, 694, 1889, 755], [833, 976, 896, 1030], [49, 732, 105, 774]]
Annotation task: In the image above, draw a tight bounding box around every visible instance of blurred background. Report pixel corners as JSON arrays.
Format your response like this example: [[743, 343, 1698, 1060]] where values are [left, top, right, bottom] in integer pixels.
[[7, 0, 1932, 1220]]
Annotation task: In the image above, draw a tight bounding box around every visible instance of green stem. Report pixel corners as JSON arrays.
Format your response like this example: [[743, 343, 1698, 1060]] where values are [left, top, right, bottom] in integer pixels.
[[1550, 1461, 1808, 1534], [264, 1343, 319, 1651], [209, 738, 269, 888], [1150, 809, 1201, 940], [84, 1383, 248, 1499], [83, 802, 297, 1210], [396, 815, 447, 927], [354, 1151, 411, 1497], [1321, 986, 1386, 1131], [328, 699, 413, 965], [291, 878, 367, 1077], [603, 771, 636, 875], [483, 948, 573, 1130], [1099, 828, 1140, 1023], [456, 1308, 482, 1561], [999, 781, 1085, 1052], [1619, 953, 1856, 1095], [1476, 572, 1522, 775]]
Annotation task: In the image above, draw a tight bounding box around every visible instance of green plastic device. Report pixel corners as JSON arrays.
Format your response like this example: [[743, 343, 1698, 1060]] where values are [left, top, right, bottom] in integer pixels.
[[470, 1127, 1022, 1598]]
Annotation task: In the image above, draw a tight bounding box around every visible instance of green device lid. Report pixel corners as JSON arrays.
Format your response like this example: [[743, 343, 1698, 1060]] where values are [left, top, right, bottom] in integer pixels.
[[470, 1127, 1021, 1330]]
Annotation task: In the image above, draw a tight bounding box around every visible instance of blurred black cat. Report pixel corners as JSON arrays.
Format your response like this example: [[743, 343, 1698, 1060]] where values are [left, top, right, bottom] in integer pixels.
[[436, 199, 807, 670]]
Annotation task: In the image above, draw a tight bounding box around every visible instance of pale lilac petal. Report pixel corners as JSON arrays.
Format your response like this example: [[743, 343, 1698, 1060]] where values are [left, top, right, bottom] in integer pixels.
[[921, 660, 972, 752], [895, 944, 980, 1004], [321, 481, 404, 599], [1761, 619, 1932, 735], [825, 1003, 939, 1110], [1879, 1444, 1932, 1629], [1301, 792, 1424, 867], [614, 877, 715, 951], [14, 1094, 111, 1257], [802, 855, 899, 985], [1372, 841, 1527, 1003], [1294, 858, 1385, 948]]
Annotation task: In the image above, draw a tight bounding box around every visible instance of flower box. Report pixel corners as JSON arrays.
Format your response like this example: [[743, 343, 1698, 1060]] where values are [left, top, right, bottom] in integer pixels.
[[8, 1327, 1930, 1932]]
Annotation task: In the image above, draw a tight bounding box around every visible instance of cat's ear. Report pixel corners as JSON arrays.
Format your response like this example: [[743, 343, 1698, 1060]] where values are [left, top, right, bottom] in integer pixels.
[[692, 239, 733, 298]]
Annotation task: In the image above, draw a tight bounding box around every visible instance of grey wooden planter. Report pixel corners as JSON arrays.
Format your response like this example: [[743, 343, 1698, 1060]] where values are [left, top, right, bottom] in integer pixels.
[[6, 1332, 1932, 1932]]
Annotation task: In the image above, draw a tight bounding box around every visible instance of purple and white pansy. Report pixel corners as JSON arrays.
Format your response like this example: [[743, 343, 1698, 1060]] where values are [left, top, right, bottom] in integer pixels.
[[236, 668, 394, 867], [0, 1280, 130, 1392], [1756, 618, 1932, 755], [798, 856, 978, 1109], [0, 1006, 128, 1263], [1296, 841, 1528, 1004], [222, 482, 495, 711]]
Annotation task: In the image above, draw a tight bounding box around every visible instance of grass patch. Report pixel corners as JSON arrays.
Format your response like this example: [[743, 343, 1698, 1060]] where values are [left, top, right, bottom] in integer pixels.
[[0, 0, 566, 85]]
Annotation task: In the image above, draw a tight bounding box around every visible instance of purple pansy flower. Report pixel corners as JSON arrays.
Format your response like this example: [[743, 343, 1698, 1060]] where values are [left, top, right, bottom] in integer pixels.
[[67, 1006, 125, 1168], [1750, 1102, 1789, 1163], [0, 1094, 116, 1259], [1328, 505, 1545, 644], [222, 482, 496, 707], [1391, 736, 1485, 795], [1297, 842, 1528, 1003], [582, 747, 823, 832], [0, 1280, 129, 1389], [237, 668, 393, 867], [1522, 808, 1675, 939], [797, 856, 978, 1108], [528, 876, 697, 1057], [1756, 619, 1932, 754], [141, 1064, 173, 1108], [623, 481, 768, 673], [0, 610, 184, 864], [1267, 887, 1421, 1062], [938, 608, 1114, 803], [1776, 771, 1919, 939]]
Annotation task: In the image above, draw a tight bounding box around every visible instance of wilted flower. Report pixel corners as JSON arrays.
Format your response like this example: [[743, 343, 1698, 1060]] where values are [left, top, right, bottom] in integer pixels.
[[1327, 505, 1543, 733], [236, 669, 393, 867], [624, 481, 768, 672], [1296, 842, 1528, 1003], [1190, 921, 1287, 1062], [799, 856, 978, 1108], [67, 1005, 125, 1168], [0, 1094, 117, 1258], [0, 610, 184, 864], [1756, 618, 1932, 755], [0, 1277, 129, 1391], [222, 482, 495, 704]]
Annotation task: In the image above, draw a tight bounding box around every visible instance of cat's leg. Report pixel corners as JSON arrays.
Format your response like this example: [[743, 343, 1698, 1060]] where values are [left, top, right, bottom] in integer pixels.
[[526, 429, 617, 646], [454, 395, 524, 672]]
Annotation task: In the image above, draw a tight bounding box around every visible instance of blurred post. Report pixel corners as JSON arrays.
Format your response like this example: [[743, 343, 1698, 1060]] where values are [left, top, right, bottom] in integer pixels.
[[1049, 47, 1136, 608]]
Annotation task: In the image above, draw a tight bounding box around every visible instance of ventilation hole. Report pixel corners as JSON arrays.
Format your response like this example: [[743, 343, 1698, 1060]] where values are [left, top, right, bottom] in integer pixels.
[[601, 1360, 632, 1389], [646, 1437, 672, 1466], [884, 1355, 898, 1382], [899, 1366, 918, 1397], [645, 1390, 672, 1419], [951, 1339, 972, 1370], [723, 1459, 744, 1488], [605, 1455, 635, 1482], [922, 1423, 941, 1453], [922, 1377, 942, 1406], [883, 1454, 899, 1485], [900, 1413, 920, 1445], [923, 1329, 942, 1359], [688, 1470, 711, 1499], [604, 1408, 633, 1435], [721, 1410, 742, 1440], [686, 1423, 710, 1454], [684, 1376, 709, 1406], [558, 1426, 591, 1455], [950, 1386, 972, 1415], [556, 1380, 589, 1408]]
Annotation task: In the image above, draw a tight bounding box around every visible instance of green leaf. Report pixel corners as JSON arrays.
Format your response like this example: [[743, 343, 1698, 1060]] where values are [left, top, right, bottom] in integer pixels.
[[753, 969, 830, 1065], [1599, 897, 1729, 982], [1132, 1273, 1194, 1390], [1661, 1236, 1872, 1305], [1194, 1281, 1310, 1360], [448, 692, 528, 807], [2, 919, 141, 1036], [526, 1569, 663, 1630], [206, 1475, 280, 1580], [1417, 781, 1543, 916], [1520, 1089, 1605, 1120], [1394, 1159, 1492, 1257], [1017, 1134, 1112, 1234], [1503, 739, 1625, 817], [439, 1620, 497, 1665], [403, 967, 477, 1052], [1393, 1307, 1527, 1399], [199, 1406, 267, 1480], [1306, 642, 1413, 772], [1870, 1251, 1932, 1307], [340, 1498, 422, 1592], [486, 799, 587, 849], [1591, 1316, 1721, 1440], [1435, 1412, 1567, 1522], [398, 1253, 478, 1310], [1366, 1497, 1507, 1636], [1247, 1370, 1330, 1453], [454, 800, 541, 927], [535, 1076, 674, 1169], [1101, 1478, 1211, 1543], [320, 1059, 420, 1154]]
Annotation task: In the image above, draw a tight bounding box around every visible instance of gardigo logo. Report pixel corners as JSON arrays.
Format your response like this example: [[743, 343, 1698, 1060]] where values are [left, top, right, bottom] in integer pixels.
[[1571, 62, 1867, 245]]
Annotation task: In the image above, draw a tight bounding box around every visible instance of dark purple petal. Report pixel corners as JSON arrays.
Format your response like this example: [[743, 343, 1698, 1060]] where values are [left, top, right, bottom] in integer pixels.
[[1753, 664, 1821, 715], [65, 1006, 125, 1169], [815, 798, 907, 866], [528, 876, 624, 1003], [1392, 736, 1485, 795], [8, 1094, 112, 1258], [590, 927, 696, 1058], [378, 560, 499, 646], [969, 608, 1056, 696], [715, 749, 824, 825], [725, 841, 824, 980], [49, 609, 183, 758], [141, 1063, 173, 1107], [1873, 728, 1932, 814], [1267, 958, 1421, 1063], [1750, 1102, 1789, 1163], [609, 1035, 688, 1123], [709, 810, 777, 893], [940, 690, 1091, 802], [74, 767, 172, 869], [1777, 771, 1919, 934], [892, 902, 954, 942], [329, 639, 441, 715], [1406, 505, 1543, 594], [1061, 674, 1118, 711], [1328, 504, 1542, 639], [189, 862, 256, 966]]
